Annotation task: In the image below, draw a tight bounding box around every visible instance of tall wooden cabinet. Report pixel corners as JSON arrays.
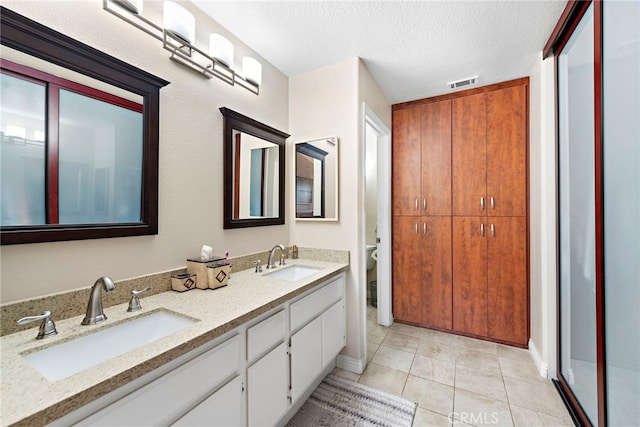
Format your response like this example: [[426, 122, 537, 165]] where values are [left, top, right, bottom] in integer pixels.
[[392, 99, 453, 330], [392, 78, 528, 347]]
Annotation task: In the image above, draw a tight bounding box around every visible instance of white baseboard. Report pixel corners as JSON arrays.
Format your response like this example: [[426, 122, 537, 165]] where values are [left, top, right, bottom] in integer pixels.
[[336, 353, 367, 375], [528, 338, 549, 379]]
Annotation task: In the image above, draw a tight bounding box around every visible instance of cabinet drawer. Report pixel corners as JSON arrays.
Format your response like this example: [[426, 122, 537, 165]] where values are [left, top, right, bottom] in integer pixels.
[[290, 275, 344, 331], [78, 335, 240, 426], [247, 309, 286, 362]]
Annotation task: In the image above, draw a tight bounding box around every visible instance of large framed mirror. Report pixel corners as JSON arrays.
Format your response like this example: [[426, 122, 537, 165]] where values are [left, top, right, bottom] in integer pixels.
[[295, 136, 339, 221], [220, 107, 288, 229], [0, 7, 169, 245]]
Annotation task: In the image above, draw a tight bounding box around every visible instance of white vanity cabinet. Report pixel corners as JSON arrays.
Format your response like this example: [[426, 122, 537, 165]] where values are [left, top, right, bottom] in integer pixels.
[[289, 275, 346, 403], [58, 272, 346, 427], [246, 310, 288, 426], [76, 334, 241, 426]]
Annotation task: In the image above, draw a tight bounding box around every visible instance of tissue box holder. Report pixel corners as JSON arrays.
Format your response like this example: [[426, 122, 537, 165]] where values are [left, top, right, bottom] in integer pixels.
[[171, 273, 197, 292], [207, 263, 231, 290], [187, 256, 224, 290]]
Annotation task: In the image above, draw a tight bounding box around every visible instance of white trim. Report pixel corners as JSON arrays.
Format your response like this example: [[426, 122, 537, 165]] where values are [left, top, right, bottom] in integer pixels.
[[529, 338, 549, 379], [362, 103, 392, 328], [336, 353, 367, 375]]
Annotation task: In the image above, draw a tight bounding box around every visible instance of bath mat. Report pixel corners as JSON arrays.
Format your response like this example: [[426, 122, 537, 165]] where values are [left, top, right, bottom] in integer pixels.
[[287, 374, 417, 427]]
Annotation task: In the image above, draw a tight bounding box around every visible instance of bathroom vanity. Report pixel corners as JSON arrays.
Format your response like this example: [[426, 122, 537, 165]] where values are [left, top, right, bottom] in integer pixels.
[[0, 259, 348, 426]]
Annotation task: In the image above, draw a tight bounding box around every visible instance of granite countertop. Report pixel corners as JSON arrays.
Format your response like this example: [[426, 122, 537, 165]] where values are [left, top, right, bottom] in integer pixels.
[[0, 259, 348, 427]]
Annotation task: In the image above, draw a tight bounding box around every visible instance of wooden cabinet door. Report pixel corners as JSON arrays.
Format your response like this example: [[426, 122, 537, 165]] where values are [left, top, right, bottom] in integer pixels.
[[421, 216, 453, 329], [452, 93, 487, 216], [392, 216, 422, 324], [487, 85, 527, 217], [393, 107, 422, 216], [452, 217, 488, 336], [421, 100, 452, 215], [487, 217, 528, 345]]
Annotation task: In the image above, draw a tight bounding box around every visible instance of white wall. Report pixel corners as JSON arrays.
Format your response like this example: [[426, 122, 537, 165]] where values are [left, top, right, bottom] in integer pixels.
[[0, 1, 289, 303], [288, 57, 390, 369], [529, 52, 558, 379]]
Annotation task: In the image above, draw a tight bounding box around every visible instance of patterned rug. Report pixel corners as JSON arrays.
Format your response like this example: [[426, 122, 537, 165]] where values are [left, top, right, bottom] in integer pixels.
[[287, 374, 417, 427]]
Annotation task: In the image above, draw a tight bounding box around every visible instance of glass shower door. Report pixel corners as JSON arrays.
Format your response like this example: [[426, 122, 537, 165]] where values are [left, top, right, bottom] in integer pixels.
[[558, 3, 598, 424]]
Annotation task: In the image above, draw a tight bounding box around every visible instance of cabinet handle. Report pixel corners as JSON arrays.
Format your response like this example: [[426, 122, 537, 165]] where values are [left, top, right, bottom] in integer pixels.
[[415, 223, 419, 234], [480, 223, 485, 236], [423, 198, 427, 211], [423, 223, 427, 235], [480, 197, 485, 210], [491, 224, 495, 237], [415, 198, 419, 210], [490, 197, 495, 210]]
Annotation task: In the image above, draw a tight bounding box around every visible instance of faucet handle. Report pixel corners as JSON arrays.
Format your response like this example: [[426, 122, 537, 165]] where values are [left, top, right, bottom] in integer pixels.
[[279, 250, 287, 266], [253, 260, 263, 273], [127, 287, 152, 312], [17, 311, 58, 340]]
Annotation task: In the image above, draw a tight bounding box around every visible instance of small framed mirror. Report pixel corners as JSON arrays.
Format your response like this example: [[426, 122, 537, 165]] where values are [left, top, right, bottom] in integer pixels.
[[295, 136, 339, 221], [220, 107, 289, 229]]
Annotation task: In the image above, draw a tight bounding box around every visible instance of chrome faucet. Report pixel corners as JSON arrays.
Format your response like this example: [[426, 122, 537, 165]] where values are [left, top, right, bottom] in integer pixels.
[[267, 244, 286, 269], [81, 276, 115, 325]]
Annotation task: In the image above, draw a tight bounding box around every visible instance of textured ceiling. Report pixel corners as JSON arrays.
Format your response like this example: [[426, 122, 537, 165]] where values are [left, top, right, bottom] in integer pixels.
[[191, 0, 567, 104]]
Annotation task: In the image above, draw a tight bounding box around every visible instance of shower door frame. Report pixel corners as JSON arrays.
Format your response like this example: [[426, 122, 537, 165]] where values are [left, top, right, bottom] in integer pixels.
[[544, 1, 605, 426]]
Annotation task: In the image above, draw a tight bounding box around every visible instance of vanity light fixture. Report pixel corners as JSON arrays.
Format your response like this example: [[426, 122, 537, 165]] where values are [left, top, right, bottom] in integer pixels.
[[103, 0, 261, 95], [210, 34, 234, 68]]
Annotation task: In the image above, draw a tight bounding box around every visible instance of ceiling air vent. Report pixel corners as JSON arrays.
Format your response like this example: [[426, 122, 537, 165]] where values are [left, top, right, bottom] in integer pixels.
[[447, 76, 479, 89]]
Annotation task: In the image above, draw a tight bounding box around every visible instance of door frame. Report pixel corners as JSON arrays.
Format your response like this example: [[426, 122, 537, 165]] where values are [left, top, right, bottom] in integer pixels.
[[362, 103, 392, 327]]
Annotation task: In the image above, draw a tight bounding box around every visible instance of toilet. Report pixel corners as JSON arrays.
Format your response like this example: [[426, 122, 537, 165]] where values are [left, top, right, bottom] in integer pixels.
[[366, 244, 377, 270]]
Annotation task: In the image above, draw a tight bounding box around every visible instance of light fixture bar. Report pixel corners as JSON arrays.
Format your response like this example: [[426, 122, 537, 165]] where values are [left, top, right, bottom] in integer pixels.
[[103, 0, 259, 95]]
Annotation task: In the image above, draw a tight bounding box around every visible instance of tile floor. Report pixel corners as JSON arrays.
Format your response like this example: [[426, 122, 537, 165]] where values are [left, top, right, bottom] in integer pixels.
[[331, 305, 575, 426]]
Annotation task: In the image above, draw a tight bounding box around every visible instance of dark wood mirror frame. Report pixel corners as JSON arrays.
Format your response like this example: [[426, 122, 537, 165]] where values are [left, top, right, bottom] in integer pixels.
[[0, 7, 169, 245], [220, 107, 289, 229]]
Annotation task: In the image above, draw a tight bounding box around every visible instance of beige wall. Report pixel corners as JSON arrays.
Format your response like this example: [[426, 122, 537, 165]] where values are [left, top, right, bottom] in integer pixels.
[[0, 1, 289, 303], [288, 58, 390, 368], [528, 52, 558, 378]]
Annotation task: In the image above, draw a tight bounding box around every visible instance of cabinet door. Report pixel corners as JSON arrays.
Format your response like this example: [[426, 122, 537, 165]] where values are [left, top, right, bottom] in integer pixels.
[[174, 376, 243, 426], [248, 342, 289, 426], [452, 217, 488, 336], [452, 93, 487, 216], [290, 316, 322, 402], [322, 299, 345, 366], [393, 106, 422, 216], [487, 217, 528, 345], [421, 100, 452, 215], [421, 216, 453, 329], [78, 336, 240, 426], [392, 216, 422, 324], [487, 85, 527, 217]]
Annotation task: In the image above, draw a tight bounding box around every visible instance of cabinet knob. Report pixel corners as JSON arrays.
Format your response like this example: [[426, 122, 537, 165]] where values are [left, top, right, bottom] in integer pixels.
[[423, 223, 427, 235], [491, 224, 495, 237], [415, 223, 419, 234], [490, 197, 495, 210], [480, 197, 485, 210], [423, 198, 427, 211], [415, 198, 419, 210], [480, 223, 485, 237]]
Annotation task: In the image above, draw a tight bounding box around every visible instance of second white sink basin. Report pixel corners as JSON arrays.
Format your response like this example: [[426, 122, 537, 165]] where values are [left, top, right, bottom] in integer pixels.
[[263, 265, 322, 281], [22, 310, 197, 382]]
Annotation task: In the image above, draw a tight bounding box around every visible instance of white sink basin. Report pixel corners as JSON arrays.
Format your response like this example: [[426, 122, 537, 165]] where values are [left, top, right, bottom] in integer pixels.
[[22, 310, 197, 381], [263, 265, 322, 281]]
